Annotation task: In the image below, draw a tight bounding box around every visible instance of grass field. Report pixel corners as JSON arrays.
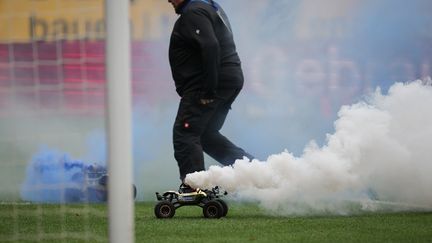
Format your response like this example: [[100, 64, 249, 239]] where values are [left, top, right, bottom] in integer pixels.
[[0, 202, 431, 242]]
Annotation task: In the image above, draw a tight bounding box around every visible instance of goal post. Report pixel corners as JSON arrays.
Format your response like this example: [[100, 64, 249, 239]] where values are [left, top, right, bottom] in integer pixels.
[[105, 0, 134, 242]]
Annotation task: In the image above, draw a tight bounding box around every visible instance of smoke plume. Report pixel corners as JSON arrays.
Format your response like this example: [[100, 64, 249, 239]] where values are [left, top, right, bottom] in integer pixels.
[[186, 80, 432, 215], [20, 147, 106, 203]]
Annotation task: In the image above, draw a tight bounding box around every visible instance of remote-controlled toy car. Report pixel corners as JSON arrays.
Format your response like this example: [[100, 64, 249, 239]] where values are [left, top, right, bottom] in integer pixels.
[[154, 186, 228, 219], [65, 164, 137, 203]]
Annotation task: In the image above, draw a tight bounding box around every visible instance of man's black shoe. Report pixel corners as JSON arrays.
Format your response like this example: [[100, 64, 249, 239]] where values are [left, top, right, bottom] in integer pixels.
[[178, 183, 196, 193]]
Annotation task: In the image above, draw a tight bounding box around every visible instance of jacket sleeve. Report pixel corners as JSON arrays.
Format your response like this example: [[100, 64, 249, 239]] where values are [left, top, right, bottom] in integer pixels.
[[181, 8, 220, 98]]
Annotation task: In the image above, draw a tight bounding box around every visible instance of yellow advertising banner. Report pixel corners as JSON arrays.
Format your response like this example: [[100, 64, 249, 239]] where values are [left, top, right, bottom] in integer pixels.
[[0, 0, 175, 42]]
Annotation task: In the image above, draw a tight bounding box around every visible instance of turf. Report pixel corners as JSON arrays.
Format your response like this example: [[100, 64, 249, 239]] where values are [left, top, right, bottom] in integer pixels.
[[0, 202, 431, 242]]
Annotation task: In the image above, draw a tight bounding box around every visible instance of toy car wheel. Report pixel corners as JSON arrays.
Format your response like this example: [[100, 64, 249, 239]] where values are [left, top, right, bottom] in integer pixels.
[[216, 199, 228, 217], [88, 187, 108, 202], [154, 201, 175, 219], [203, 200, 223, 219], [133, 184, 137, 199], [64, 188, 82, 202]]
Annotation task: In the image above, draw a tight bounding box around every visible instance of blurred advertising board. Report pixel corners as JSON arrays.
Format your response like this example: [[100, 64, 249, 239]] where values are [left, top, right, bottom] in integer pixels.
[[0, 0, 172, 42]]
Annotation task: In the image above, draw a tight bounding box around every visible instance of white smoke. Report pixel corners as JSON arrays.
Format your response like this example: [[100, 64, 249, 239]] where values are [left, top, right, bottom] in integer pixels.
[[185, 79, 432, 215]]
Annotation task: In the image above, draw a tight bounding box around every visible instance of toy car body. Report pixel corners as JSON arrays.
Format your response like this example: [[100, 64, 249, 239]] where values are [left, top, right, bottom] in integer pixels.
[[154, 186, 228, 219], [65, 164, 136, 203]]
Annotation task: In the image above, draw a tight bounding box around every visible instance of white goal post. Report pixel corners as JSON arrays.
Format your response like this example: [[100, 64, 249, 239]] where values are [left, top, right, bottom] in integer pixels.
[[105, 0, 134, 243]]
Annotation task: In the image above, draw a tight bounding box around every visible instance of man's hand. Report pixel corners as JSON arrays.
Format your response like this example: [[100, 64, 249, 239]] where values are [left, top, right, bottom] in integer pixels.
[[199, 99, 215, 105]]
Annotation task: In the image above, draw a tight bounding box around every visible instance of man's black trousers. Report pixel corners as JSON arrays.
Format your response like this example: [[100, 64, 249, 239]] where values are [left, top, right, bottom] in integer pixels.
[[173, 88, 252, 181]]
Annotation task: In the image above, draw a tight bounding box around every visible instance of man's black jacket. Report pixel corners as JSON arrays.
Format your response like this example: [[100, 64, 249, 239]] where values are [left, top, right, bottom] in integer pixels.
[[169, 0, 244, 98]]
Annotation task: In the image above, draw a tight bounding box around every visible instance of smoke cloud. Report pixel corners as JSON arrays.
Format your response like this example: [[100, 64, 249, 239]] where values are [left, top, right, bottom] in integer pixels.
[[17, 109, 169, 202], [20, 147, 107, 203], [186, 79, 432, 215]]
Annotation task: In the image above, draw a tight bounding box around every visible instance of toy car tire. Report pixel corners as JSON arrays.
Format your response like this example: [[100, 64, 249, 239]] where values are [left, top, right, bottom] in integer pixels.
[[216, 199, 228, 217], [64, 188, 82, 202], [133, 184, 137, 199], [203, 200, 223, 219], [154, 201, 176, 219], [87, 187, 107, 202]]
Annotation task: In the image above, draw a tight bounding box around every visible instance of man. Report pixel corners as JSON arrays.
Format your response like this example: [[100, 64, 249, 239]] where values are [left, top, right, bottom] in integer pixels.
[[167, 0, 253, 191]]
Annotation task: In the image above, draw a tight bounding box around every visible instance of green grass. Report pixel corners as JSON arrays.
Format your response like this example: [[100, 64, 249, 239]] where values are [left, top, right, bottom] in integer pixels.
[[0, 202, 431, 242]]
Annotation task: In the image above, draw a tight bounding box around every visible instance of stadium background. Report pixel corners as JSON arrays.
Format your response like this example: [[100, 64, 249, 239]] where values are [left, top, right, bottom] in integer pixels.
[[0, 0, 431, 200]]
